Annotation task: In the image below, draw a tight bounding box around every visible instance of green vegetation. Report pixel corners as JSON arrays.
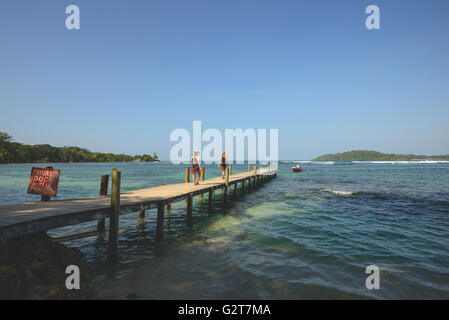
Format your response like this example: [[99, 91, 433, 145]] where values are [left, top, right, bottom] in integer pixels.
[[313, 150, 449, 161], [0, 132, 159, 164], [134, 153, 159, 162]]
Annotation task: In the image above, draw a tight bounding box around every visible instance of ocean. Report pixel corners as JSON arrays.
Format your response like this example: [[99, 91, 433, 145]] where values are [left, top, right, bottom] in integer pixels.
[[0, 161, 448, 299]]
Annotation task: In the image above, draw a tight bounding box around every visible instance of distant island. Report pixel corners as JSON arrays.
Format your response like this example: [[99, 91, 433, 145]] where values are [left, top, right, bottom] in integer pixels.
[[313, 150, 449, 161], [0, 132, 158, 164]]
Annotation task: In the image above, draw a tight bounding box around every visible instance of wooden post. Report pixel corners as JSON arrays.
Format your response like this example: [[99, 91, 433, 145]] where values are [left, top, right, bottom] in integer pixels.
[[187, 193, 193, 226], [233, 182, 237, 199], [208, 187, 214, 211], [248, 164, 251, 172], [97, 174, 109, 232], [224, 167, 229, 203], [100, 174, 109, 196], [253, 165, 257, 189], [200, 166, 205, 200], [241, 178, 245, 194], [185, 167, 190, 183], [38, 167, 53, 240], [200, 167, 205, 181], [156, 201, 165, 240], [166, 201, 172, 231], [108, 169, 121, 261], [41, 166, 53, 202], [224, 185, 228, 204], [229, 165, 232, 176]]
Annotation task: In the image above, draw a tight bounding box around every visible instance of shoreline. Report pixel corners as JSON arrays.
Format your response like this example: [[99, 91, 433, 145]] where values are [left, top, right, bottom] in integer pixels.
[[0, 160, 161, 165]]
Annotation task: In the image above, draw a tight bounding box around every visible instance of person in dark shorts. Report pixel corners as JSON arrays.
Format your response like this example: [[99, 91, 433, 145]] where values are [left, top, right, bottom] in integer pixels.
[[218, 152, 227, 179], [191, 150, 201, 185]]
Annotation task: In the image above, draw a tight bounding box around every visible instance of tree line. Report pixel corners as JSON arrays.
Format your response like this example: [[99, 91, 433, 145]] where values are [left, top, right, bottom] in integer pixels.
[[313, 150, 449, 161], [0, 132, 158, 164]]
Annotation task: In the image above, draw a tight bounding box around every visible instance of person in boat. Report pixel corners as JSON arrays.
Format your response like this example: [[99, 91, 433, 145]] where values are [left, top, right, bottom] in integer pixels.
[[218, 152, 227, 179], [190, 150, 202, 185]]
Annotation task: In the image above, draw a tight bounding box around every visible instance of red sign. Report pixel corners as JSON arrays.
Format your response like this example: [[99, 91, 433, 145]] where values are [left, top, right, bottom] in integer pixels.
[[27, 167, 61, 197]]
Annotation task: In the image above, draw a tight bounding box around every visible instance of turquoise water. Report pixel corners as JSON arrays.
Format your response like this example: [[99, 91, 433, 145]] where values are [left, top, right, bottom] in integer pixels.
[[1, 161, 448, 299]]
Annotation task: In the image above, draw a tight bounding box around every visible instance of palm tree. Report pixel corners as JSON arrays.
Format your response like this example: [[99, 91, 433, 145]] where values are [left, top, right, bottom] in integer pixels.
[[0, 132, 13, 148], [0, 132, 13, 163]]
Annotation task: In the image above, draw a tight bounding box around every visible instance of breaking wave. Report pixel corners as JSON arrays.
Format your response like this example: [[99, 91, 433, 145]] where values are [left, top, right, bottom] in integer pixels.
[[323, 189, 356, 196]]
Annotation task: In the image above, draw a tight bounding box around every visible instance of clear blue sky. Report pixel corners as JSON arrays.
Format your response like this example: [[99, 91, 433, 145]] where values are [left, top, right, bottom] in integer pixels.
[[1, 0, 448, 160]]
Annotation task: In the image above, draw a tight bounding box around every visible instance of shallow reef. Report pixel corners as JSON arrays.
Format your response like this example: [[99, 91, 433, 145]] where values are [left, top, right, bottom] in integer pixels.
[[0, 232, 92, 300]]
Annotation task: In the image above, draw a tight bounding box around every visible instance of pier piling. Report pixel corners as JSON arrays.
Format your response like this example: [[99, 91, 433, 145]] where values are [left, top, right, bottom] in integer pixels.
[[253, 166, 257, 189], [233, 182, 237, 199], [156, 202, 165, 240], [201, 167, 205, 181], [208, 187, 214, 211], [97, 174, 109, 232], [187, 193, 193, 226], [108, 169, 121, 261]]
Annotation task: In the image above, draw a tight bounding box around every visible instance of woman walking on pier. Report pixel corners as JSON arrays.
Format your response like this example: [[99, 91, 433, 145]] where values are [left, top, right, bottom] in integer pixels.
[[191, 150, 202, 185], [219, 152, 227, 179]]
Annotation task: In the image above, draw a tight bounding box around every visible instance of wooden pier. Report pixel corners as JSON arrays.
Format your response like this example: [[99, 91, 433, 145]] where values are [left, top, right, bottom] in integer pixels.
[[0, 166, 277, 260]]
